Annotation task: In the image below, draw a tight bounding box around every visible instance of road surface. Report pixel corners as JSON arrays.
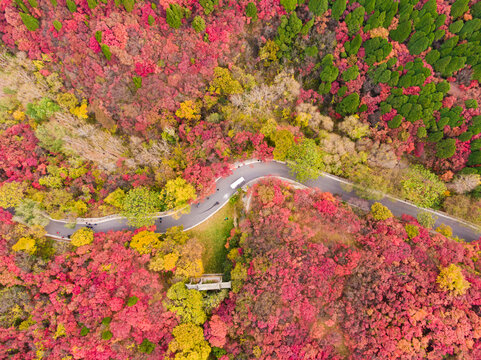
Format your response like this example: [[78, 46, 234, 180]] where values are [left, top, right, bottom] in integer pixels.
[[44, 160, 480, 242]]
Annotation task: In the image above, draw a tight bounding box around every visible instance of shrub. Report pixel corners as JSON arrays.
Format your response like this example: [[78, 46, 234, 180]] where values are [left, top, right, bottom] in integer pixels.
[[437, 264, 470, 296], [371, 202, 393, 221], [435, 223, 453, 237], [192, 16, 206, 33], [304, 45, 318, 57], [71, 227, 94, 247]]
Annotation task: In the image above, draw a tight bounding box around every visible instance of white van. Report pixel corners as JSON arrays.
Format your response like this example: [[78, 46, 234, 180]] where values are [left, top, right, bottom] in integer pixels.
[[230, 177, 245, 189]]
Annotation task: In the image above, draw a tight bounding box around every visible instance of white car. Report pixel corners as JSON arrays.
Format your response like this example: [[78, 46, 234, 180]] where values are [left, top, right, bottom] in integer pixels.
[[230, 177, 245, 189]]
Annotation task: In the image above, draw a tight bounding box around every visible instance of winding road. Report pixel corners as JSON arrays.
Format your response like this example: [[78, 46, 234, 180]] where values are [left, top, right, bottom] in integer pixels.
[[45, 160, 481, 242]]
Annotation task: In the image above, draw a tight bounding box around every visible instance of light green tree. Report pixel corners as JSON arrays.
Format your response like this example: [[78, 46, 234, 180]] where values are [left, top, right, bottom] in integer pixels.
[[14, 199, 49, 227], [165, 282, 207, 325], [121, 187, 161, 227], [287, 138, 325, 182], [400, 165, 447, 208]]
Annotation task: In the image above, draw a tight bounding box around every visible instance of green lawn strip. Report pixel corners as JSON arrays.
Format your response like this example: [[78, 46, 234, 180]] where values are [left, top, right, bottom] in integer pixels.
[[187, 202, 234, 273]]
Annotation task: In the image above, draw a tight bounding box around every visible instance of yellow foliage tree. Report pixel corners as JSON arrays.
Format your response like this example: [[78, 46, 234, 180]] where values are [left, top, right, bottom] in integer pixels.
[[370, 202, 393, 221], [71, 227, 94, 247], [436, 223, 453, 238], [104, 188, 126, 209], [210, 67, 242, 95], [175, 100, 201, 120], [12, 237, 36, 254], [150, 252, 180, 272], [162, 177, 197, 211], [0, 181, 25, 208], [130, 230, 161, 255], [169, 323, 211, 360], [437, 264, 471, 296], [70, 100, 89, 119]]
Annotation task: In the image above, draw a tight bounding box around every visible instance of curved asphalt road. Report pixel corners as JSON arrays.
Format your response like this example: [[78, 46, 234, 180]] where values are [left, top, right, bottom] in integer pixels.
[[45, 160, 481, 242]]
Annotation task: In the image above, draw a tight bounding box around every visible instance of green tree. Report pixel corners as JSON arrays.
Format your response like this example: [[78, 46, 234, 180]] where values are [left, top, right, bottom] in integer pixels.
[[337, 93, 360, 115], [121, 187, 161, 227], [101, 44, 112, 61], [166, 3, 184, 29], [287, 139, 325, 182], [400, 165, 447, 208], [20, 13, 39, 31], [436, 138, 456, 159], [245, 2, 258, 20], [345, 6, 365, 36], [192, 16, 206, 32], [331, 0, 346, 20], [308, 0, 328, 15], [451, 0, 469, 19], [280, 0, 297, 12]]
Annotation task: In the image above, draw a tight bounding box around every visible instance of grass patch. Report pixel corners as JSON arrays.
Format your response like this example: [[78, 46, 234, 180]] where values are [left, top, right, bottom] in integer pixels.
[[187, 202, 235, 273]]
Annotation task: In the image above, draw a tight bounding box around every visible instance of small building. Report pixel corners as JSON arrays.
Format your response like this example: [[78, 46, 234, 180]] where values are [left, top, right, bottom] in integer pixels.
[[186, 273, 231, 291]]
